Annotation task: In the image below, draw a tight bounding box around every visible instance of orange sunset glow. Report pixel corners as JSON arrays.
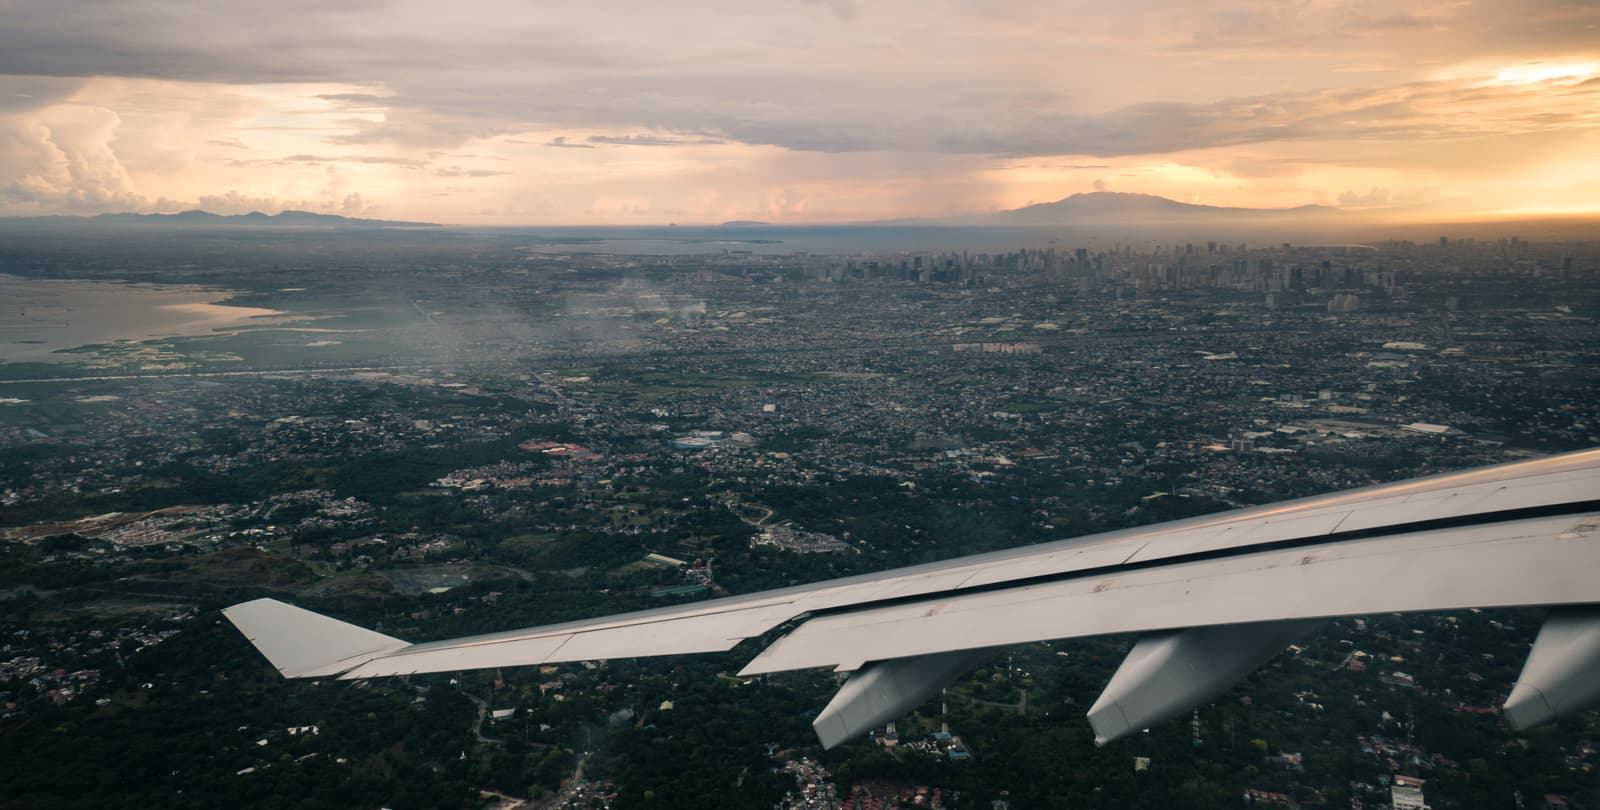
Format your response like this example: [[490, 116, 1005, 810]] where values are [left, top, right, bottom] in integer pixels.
[[1, 0, 1597, 225]]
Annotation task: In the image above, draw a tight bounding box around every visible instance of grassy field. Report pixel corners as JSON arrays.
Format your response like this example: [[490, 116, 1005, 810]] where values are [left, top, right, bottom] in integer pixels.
[[0, 386, 122, 433], [160, 329, 408, 368]]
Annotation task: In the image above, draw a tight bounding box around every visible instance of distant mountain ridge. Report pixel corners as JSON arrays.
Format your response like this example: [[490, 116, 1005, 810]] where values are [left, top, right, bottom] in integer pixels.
[[1002, 192, 1341, 223], [1, 210, 439, 229], [888, 192, 1348, 226], [3, 194, 1355, 231]]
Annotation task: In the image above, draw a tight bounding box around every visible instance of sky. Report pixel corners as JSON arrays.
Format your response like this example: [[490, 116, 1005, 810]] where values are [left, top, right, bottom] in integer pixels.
[[0, 0, 1597, 225]]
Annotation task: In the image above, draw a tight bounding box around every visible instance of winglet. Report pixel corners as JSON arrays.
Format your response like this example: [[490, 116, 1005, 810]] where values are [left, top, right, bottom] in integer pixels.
[[223, 598, 411, 678]]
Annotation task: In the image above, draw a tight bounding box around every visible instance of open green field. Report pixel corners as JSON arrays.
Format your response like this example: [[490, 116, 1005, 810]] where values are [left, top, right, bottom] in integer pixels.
[[0, 383, 126, 433], [161, 329, 407, 368]]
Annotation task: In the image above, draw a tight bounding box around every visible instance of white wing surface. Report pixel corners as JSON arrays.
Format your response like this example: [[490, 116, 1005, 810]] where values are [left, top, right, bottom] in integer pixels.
[[226, 448, 1600, 746]]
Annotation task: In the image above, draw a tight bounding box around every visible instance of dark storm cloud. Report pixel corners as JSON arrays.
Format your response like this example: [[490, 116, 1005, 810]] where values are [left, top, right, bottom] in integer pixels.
[[0, 76, 85, 112], [0, 2, 349, 82]]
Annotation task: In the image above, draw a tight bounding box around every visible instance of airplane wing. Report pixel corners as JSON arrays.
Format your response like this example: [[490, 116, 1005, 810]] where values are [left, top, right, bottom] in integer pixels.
[[226, 448, 1600, 747]]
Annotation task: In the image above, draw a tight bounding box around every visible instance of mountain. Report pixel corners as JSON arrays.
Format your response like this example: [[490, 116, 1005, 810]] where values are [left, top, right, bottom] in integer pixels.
[[1000, 192, 1341, 224], [0, 210, 440, 229], [891, 192, 1347, 227]]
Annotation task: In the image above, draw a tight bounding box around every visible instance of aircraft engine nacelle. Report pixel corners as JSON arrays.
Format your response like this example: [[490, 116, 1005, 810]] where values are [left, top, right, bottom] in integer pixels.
[[1087, 619, 1321, 745], [1504, 605, 1600, 731], [812, 648, 995, 749]]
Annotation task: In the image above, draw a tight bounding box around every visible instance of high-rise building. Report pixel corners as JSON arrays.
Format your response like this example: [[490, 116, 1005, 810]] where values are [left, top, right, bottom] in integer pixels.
[[1328, 293, 1361, 313]]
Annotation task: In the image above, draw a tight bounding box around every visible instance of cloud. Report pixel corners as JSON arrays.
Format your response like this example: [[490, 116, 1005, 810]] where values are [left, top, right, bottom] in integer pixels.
[[3, 1, 1593, 161], [544, 136, 594, 149], [282, 153, 427, 166], [194, 172, 380, 216], [0, 82, 403, 217], [0, 76, 84, 113], [0, 104, 147, 213], [0, 1, 1596, 221], [278, 59, 1600, 164], [939, 76, 1600, 158], [801, 0, 864, 22], [314, 92, 394, 105], [587, 134, 726, 147], [194, 189, 288, 214], [1338, 187, 1394, 207], [322, 117, 515, 149], [429, 165, 509, 177], [1336, 186, 1442, 208]]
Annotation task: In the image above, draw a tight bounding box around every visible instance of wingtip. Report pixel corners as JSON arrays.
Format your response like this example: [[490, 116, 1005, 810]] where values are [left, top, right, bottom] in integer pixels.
[[223, 598, 408, 679]]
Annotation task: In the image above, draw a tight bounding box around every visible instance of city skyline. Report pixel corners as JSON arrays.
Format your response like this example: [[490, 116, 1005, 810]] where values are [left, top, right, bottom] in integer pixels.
[[2, 0, 1598, 225]]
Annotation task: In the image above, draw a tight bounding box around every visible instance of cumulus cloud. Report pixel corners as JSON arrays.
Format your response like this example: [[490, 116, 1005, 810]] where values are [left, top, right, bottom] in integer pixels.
[[0, 85, 402, 217], [1338, 187, 1394, 207], [195, 175, 380, 216], [1336, 186, 1442, 208], [193, 189, 288, 214], [0, 104, 147, 213]]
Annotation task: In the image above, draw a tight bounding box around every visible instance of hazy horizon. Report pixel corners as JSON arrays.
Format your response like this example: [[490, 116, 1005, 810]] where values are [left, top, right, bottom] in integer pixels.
[[7, 191, 1600, 233]]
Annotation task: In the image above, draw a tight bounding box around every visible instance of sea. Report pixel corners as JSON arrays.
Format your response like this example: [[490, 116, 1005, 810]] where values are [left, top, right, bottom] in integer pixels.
[[0, 274, 285, 363]]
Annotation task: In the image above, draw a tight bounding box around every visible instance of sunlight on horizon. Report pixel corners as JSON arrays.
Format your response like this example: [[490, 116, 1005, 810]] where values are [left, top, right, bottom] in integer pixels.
[[1492, 62, 1599, 85]]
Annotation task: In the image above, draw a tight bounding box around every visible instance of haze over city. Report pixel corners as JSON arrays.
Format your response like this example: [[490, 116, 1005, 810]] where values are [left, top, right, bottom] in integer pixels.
[[2, 0, 1598, 225]]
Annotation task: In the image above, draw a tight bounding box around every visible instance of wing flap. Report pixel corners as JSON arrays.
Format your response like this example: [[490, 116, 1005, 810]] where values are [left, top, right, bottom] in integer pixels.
[[336, 601, 803, 678], [340, 634, 573, 679], [740, 511, 1600, 675]]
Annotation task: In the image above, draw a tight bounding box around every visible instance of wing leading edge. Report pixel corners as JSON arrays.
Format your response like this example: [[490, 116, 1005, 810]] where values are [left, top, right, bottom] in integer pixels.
[[225, 448, 1600, 746]]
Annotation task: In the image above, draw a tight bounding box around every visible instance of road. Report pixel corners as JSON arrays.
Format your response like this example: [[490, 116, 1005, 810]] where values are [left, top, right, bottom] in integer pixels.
[[461, 690, 505, 746], [531, 752, 590, 810]]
